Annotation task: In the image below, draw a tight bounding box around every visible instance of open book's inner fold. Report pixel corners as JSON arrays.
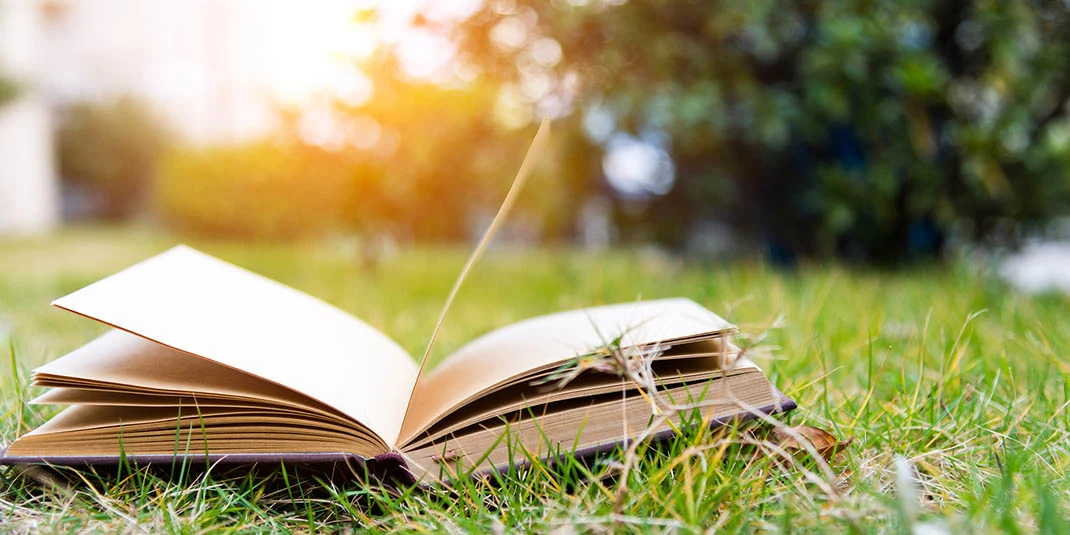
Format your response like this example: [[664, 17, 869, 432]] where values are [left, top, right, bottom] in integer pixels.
[[50, 245, 419, 446], [400, 298, 738, 445]]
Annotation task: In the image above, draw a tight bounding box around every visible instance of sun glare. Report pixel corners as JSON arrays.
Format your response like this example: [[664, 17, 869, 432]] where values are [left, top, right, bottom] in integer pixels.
[[260, 0, 478, 106]]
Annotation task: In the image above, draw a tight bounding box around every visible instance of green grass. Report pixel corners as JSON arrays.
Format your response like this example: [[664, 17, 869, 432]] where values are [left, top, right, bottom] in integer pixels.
[[1, 226, 1068, 533]]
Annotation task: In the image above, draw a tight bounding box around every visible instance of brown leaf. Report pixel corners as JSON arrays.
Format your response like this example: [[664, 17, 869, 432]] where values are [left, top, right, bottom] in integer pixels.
[[772, 425, 851, 461]]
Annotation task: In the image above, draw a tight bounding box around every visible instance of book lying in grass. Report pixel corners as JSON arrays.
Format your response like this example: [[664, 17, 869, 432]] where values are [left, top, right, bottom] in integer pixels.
[[0, 246, 795, 482]]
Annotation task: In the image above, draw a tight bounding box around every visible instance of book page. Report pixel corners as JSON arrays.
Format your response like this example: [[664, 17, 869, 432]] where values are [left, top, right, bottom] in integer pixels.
[[33, 330, 343, 412], [52, 246, 418, 447], [400, 298, 736, 444]]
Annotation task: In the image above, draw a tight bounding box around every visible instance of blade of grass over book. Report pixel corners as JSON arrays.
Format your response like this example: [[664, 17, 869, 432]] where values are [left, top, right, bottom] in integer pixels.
[[51, 245, 418, 448]]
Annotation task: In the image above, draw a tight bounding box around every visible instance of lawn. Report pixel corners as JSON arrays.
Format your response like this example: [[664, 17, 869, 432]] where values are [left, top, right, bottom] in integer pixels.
[[1, 226, 1068, 533]]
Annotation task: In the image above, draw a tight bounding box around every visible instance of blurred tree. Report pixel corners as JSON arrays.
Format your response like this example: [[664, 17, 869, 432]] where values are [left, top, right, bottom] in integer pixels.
[[292, 55, 594, 243], [155, 141, 359, 240], [155, 71, 590, 243], [353, 75, 596, 242], [0, 75, 16, 107], [57, 97, 173, 219], [0, 5, 16, 107], [453, 0, 1070, 262], [331, 72, 531, 241]]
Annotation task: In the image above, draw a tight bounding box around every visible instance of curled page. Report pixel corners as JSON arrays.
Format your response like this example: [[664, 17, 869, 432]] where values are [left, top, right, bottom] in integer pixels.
[[400, 116, 552, 435]]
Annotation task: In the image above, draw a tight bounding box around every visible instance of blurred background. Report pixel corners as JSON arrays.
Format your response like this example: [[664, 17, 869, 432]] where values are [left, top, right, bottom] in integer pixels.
[[0, 0, 1068, 269]]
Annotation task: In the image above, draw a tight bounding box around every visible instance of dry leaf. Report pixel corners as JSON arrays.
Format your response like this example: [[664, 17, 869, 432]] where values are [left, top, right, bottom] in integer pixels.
[[772, 425, 851, 461]]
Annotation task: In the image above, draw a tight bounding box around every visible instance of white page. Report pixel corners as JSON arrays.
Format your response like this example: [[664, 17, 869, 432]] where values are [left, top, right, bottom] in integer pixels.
[[53, 245, 417, 446]]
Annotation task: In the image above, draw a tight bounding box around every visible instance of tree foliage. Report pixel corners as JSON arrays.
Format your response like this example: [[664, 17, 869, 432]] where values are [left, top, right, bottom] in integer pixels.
[[455, 0, 1070, 261], [57, 98, 173, 219], [156, 142, 358, 240], [0, 75, 16, 107], [155, 76, 588, 242]]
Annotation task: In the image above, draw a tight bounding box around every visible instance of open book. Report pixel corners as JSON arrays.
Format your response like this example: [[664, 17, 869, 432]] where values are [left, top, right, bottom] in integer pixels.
[[1, 246, 794, 482]]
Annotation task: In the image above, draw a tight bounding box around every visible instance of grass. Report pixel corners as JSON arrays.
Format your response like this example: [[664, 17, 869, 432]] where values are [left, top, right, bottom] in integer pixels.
[[1, 225, 1068, 533]]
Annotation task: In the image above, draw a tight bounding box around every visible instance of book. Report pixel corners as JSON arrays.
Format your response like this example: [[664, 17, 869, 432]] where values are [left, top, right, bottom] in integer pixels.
[[0, 119, 795, 483], [0, 246, 794, 482]]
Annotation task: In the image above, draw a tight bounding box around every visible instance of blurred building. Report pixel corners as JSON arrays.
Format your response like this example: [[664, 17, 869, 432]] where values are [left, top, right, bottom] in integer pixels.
[[36, 0, 281, 143], [1, 0, 330, 234], [0, 0, 59, 235]]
